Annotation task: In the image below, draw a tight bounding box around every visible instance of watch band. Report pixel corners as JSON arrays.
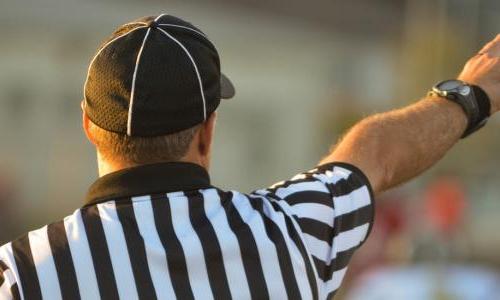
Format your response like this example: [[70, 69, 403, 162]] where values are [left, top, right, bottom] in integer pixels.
[[462, 85, 490, 138], [471, 85, 491, 121], [429, 81, 491, 138]]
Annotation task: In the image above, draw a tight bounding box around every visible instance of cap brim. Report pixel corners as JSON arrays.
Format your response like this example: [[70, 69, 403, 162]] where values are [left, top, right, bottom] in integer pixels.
[[220, 73, 235, 99]]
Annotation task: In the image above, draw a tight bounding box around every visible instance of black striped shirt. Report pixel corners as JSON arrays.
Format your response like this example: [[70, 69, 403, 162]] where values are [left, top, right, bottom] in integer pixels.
[[0, 161, 374, 299]]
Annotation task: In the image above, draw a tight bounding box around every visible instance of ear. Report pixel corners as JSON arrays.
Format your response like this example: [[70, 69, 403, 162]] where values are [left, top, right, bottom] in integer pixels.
[[198, 111, 217, 155], [81, 101, 95, 145]]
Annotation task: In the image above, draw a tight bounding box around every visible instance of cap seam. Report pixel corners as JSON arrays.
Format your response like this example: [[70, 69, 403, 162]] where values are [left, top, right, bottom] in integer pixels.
[[154, 13, 168, 22], [83, 25, 147, 104], [157, 23, 219, 53], [157, 23, 207, 37], [127, 27, 152, 136], [156, 27, 207, 121]]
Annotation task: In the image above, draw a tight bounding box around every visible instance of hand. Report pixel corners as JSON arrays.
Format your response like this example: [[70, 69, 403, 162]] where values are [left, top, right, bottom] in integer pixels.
[[458, 34, 500, 114]]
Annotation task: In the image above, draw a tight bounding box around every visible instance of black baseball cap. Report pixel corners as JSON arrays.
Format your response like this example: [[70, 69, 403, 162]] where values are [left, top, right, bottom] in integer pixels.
[[83, 14, 235, 136]]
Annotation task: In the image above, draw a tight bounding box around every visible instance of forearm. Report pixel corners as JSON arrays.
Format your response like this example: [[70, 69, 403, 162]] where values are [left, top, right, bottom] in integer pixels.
[[320, 96, 468, 195]]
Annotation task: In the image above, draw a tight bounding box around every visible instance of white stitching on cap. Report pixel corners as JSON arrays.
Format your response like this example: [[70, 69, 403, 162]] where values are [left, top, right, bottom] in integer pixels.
[[127, 27, 152, 136], [83, 25, 147, 105], [157, 24, 218, 52], [157, 24, 207, 38], [156, 27, 208, 121], [154, 13, 167, 22]]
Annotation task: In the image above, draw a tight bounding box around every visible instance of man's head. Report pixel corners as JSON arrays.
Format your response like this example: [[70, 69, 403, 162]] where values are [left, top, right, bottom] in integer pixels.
[[81, 14, 234, 175], [83, 110, 217, 176]]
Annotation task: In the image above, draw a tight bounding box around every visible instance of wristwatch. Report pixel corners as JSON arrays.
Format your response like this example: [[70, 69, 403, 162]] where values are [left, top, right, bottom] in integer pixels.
[[429, 79, 491, 138]]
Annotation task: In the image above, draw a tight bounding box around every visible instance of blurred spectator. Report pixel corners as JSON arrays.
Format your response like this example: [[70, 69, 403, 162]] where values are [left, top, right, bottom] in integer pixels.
[[344, 265, 500, 300]]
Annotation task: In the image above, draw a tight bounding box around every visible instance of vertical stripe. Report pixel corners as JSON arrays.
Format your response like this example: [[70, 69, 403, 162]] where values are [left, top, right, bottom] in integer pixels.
[[247, 195, 305, 299], [0, 260, 6, 286], [81, 205, 120, 300], [231, 193, 288, 298], [47, 221, 80, 300], [189, 191, 231, 299], [96, 202, 139, 300], [218, 190, 270, 299], [168, 192, 214, 300], [11, 235, 42, 299], [151, 193, 195, 300], [271, 199, 320, 300], [202, 189, 252, 299], [10, 283, 20, 300], [0, 243, 24, 300], [64, 211, 100, 299], [0, 268, 20, 300], [256, 200, 314, 300], [132, 196, 177, 299], [28, 227, 62, 300], [115, 198, 157, 300]]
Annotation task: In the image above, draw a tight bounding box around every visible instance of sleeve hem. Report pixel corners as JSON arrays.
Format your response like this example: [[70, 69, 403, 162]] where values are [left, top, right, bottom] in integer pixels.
[[316, 161, 376, 247]]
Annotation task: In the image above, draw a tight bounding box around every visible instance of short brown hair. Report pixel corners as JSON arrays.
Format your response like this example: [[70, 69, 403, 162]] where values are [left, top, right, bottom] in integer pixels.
[[88, 120, 200, 165]]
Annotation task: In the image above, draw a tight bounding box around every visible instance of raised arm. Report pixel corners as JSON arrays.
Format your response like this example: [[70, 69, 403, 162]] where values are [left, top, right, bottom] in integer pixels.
[[320, 34, 500, 195]]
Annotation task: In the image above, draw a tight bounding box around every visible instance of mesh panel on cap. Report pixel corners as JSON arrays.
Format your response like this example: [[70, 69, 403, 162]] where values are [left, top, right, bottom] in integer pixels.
[[85, 26, 148, 133]]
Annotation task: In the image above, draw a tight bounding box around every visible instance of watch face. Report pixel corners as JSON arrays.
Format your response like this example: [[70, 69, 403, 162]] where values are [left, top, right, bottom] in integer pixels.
[[458, 85, 471, 96], [437, 79, 462, 91]]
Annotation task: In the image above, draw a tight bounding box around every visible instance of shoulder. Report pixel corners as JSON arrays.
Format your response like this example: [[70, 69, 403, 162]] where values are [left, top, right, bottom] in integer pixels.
[[251, 162, 374, 207], [0, 208, 85, 272]]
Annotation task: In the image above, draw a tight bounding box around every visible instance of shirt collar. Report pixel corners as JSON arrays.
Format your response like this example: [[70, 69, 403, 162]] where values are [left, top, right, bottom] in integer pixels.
[[84, 162, 211, 206]]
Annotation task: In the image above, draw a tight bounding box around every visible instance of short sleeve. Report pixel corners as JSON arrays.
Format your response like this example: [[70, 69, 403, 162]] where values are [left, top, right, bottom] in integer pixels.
[[0, 259, 19, 300], [252, 162, 374, 290]]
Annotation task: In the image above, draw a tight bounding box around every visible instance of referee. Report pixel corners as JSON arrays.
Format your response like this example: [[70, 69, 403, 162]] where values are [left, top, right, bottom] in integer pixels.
[[0, 14, 500, 300]]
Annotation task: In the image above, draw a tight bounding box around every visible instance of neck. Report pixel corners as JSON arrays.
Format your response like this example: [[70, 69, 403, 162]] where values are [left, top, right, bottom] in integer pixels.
[[96, 151, 209, 177]]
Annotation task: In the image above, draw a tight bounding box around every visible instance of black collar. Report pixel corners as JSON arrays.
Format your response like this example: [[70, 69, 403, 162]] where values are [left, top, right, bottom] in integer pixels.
[[85, 162, 211, 206]]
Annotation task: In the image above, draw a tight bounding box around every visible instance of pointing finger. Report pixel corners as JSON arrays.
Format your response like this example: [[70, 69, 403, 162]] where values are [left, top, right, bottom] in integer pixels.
[[478, 34, 500, 56]]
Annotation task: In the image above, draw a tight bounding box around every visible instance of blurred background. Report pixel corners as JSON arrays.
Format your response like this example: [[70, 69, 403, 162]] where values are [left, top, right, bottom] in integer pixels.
[[1, 0, 500, 299]]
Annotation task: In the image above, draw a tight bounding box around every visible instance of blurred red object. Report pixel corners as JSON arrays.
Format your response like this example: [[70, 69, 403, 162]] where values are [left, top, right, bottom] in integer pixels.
[[379, 200, 406, 236], [424, 176, 467, 235]]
